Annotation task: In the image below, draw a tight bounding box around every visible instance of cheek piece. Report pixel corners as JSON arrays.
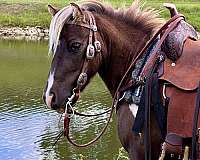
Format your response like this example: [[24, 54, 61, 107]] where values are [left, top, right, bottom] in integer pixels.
[[63, 10, 102, 142]]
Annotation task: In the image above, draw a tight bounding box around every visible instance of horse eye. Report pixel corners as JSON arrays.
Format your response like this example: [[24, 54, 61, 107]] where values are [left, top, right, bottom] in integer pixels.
[[71, 42, 81, 52]]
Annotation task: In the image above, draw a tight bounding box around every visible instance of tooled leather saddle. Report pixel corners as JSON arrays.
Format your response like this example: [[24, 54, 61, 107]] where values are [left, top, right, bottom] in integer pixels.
[[158, 4, 200, 159], [131, 3, 200, 159], [122, 3, 200, 159]]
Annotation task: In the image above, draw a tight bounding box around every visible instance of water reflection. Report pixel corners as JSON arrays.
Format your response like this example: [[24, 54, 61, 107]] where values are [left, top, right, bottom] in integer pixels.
[[0, 39, 122, 160]]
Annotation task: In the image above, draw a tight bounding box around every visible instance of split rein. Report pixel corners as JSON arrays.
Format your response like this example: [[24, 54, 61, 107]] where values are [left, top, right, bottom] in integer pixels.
[[54, 8, 185, 148]]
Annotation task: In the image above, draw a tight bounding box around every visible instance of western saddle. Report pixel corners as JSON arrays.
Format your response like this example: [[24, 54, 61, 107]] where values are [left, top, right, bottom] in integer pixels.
[[159, 4, 200, 159], [141, 3, 200, 159]]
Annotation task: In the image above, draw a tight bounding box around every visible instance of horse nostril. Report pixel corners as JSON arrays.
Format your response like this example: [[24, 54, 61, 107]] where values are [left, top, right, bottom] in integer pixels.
[[46, 93, 54, 109], [44, 91, 60, 110], [51, 92, 55, 102]]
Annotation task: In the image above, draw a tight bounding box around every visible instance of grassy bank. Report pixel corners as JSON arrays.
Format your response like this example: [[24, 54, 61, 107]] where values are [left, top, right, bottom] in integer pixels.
[[0, 0, 200, 30]]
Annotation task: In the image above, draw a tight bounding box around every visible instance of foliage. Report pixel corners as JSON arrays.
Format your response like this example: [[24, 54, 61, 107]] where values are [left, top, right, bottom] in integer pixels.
[[0, 0, 199, 30], [115, 147, 129, 160]]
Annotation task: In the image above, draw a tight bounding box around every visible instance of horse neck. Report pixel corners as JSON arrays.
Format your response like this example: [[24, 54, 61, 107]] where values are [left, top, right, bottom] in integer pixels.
[[96, 15, 151, 97]]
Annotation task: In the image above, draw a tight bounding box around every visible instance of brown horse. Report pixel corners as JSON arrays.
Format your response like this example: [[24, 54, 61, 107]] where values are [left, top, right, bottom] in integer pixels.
[[43, 1, 164, 159]]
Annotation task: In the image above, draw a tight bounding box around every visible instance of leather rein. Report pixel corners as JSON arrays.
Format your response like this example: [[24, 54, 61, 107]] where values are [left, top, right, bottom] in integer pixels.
[[61, 9, 185, 148]]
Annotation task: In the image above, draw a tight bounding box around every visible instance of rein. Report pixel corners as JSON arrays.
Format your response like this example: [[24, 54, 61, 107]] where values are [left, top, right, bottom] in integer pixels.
[[58, 7, 185, 148]]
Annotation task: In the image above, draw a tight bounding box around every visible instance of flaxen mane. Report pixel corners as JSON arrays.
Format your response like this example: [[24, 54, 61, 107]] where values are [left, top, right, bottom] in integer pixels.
[[49, 0, 163, 55]]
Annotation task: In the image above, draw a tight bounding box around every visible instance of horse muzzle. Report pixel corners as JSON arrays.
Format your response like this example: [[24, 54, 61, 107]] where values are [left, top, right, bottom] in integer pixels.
[[43, 92, 64, 112], [43, 89, 80, 113], [45, 94, 54, 109]]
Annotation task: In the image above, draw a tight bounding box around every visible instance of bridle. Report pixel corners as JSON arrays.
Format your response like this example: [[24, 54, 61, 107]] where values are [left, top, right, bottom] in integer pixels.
[[64, 7, 102, 109], [64, 9, 102, 112], [61, 6, 115, 147]]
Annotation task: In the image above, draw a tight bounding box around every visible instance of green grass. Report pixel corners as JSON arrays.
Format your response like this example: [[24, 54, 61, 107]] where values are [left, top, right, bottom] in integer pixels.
[[0, 0, 200, 30]]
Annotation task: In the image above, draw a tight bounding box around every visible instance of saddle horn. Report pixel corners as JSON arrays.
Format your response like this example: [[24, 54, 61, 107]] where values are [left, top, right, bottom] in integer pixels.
[[163, 3, 178, 18]]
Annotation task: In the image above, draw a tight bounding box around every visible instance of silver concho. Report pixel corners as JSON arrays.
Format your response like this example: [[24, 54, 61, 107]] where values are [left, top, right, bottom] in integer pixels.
[[94, 41, 101, 52], [86, 44, 95, 59], [77, 72, 88, 87]]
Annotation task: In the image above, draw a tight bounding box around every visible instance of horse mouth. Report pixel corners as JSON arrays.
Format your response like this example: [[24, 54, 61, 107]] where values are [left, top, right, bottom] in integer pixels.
[[52, 90, 80, 114], [55, 97, 77, 114], [56, 107, 65, 114]]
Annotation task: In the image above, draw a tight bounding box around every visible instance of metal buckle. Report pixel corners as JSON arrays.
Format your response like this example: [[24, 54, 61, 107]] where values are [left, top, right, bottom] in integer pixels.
[[158, 54, 165, 63], [86, 44, 95, 59], [94, 41, 101, 52], [137, 76, 144, 82]]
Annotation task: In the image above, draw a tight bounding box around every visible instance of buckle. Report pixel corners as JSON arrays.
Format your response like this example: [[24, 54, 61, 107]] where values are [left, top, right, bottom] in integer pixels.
[[158, 54, 165, 63], [86, 44, 95, 59], [94, 41, 101, 52]]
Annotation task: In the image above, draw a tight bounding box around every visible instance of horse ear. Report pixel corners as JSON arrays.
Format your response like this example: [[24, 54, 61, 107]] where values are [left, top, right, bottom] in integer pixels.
[[70, 3, 84, 21], [48, 5, 59, 16]]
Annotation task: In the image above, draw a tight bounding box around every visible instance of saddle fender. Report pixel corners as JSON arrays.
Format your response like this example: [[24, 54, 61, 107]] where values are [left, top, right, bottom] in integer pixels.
[[159, 39, 200, 156]]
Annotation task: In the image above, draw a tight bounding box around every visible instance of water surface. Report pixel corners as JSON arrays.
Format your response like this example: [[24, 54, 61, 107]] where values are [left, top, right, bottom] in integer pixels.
[[0, 39, 122, 160]]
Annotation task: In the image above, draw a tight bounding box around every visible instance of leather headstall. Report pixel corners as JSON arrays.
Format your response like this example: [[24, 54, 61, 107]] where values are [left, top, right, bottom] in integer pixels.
[[66, 10, 102, 107]]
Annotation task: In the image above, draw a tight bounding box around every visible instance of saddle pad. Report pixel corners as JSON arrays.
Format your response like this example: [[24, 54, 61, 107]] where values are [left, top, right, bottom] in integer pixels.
[[166, 86, 200, 138], [160, 38, 200, 91]]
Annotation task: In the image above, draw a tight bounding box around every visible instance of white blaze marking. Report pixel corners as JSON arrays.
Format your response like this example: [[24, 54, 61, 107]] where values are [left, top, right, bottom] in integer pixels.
[[45, 70, 55, 105], [129, 104, 139, 118]]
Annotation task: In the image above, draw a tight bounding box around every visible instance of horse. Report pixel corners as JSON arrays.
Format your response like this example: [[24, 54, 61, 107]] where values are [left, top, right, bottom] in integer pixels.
[[43, 1, 199, 159]]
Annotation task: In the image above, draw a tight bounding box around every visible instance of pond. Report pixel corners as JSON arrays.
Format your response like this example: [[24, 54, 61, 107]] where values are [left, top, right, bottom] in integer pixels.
[[0, 39, 123, 160]]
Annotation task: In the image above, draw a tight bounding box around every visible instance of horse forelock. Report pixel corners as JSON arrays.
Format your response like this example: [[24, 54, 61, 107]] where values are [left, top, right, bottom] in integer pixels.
[[49, 6, 74, 56]]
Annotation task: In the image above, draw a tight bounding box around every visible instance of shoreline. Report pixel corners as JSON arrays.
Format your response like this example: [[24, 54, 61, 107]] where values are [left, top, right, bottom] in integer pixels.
[[0, 26, 49, 41], [0, 26, 199, 41]]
